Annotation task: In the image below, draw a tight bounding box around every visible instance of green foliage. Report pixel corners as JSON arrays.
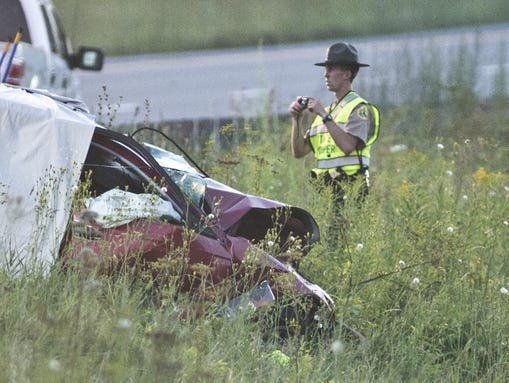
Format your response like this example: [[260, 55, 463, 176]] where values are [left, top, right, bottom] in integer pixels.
[[2, 113, 508, 382], [161, 47, 507, 380], [54, 0, 509, 56]]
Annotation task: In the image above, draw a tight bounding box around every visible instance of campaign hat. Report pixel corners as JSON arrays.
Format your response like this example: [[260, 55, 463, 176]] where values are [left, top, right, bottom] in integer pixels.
[[315, 42, 369, 67]]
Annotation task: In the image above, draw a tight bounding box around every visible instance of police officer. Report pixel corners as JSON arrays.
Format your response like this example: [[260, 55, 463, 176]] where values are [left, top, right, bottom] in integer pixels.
[[289, 42, 380, 205]]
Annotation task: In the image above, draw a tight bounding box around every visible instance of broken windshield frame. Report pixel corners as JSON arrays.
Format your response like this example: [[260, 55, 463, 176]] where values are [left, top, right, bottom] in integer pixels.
[[143, 142, 207, 211], [131, 127, 210, 212]]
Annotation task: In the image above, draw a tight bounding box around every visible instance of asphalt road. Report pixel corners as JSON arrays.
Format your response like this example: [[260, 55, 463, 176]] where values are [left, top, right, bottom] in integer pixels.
[[77, 23, 509, 124]]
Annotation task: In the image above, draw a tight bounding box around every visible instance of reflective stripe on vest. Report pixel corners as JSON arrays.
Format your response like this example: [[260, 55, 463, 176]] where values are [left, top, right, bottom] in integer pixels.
[[308, 91, 380, 176], [317, 156, 370, 169]]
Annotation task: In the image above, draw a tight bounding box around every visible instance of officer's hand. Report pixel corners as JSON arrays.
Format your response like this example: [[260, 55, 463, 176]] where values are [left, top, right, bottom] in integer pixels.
[[288, 96, 309, 118], [307, 99, 326, 116]]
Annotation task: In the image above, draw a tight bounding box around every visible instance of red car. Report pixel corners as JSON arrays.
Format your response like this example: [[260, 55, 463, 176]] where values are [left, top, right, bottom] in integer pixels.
[[1, 84, 334, 338]]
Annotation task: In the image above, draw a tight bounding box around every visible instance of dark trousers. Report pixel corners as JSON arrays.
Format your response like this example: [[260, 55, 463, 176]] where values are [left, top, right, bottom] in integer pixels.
[[311, 169, 369, 245], [311, 168, 369, 206]]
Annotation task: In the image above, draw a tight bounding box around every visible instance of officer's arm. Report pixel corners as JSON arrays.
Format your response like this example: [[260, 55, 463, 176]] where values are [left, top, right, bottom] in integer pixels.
[[322, 118, 360, 154], [289, 100, 312, 158], [322, 104, 371, 154], [290, 116, 312, 158]]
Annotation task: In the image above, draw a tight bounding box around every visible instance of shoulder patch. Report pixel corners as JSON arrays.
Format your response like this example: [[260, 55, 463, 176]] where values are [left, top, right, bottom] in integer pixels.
[[357, 105, 369, 120]]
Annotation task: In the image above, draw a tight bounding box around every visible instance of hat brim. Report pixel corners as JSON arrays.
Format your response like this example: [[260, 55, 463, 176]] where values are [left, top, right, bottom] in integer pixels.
[[315, 61, 369, 67]]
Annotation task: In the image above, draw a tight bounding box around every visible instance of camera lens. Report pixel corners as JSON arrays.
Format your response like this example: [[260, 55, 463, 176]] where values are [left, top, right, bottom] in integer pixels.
[[299, 97, 309, 107]]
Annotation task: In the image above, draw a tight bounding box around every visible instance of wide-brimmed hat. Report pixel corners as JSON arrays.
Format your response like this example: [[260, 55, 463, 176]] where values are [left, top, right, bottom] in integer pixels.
[[314, 42, 369, 67]]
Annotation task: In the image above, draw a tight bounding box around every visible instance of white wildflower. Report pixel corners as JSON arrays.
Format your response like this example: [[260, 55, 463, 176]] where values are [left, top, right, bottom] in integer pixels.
[[447, 226, 454, 233], [446, 170, 453, 176], [356, 243, 364, 250], [500, 287, 508, 295], [331, 340, 344, 354], [117, 318, 132, 329], [462, 194, 468, 200], [399, 260, 406, 267], [503, 221, 508, 226], [464, 139, 470, 144], [48, 358, 61, 371], [504, 186, 509, 192], [437, 143, 444, 150], [267, 240, 275, 247], [411, 277, 420, 285], [207, 213, 215, 220], [390, 144, 408, 153]]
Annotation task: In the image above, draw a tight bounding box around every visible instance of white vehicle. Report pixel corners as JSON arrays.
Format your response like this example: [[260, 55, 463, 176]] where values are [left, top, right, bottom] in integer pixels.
[[0, 0, 103, 98]]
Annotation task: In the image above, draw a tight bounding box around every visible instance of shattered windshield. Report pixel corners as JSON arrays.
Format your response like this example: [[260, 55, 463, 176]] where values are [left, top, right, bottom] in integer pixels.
[[144, 143, 207, 209]]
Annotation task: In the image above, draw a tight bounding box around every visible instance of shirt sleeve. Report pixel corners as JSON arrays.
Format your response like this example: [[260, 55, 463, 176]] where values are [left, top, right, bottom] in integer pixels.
[[344, 103, 374, 147]]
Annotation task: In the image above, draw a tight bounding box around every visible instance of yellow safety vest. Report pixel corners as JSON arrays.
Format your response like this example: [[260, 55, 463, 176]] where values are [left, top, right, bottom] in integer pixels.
[[308, 91, 380, 177]]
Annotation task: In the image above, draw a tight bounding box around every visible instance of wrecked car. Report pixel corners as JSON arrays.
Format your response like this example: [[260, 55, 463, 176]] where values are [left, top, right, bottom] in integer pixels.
[[140, 132, 320, 258], [0, 84, 334, 338]]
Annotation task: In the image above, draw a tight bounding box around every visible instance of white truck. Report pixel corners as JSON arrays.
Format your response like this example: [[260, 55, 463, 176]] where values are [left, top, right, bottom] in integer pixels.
[[0, 0, 104, 98]]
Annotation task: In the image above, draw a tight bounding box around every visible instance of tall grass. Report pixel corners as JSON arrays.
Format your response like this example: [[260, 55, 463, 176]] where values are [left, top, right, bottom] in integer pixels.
[[54, 0, 509, 56], [2, 99, 507, 381]]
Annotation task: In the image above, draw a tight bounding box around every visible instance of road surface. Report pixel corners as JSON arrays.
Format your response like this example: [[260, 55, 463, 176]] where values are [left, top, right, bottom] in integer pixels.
[[78, 23, 509, 124]]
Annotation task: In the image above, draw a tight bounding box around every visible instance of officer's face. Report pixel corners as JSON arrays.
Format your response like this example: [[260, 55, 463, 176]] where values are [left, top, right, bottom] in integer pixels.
[[324, 64, 352, 92]]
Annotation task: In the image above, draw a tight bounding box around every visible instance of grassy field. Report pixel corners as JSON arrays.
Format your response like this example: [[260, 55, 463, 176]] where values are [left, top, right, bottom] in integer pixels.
[[2, 64, 508, 382], [2, 2, 509, 382], [54, 0, 509, 55]]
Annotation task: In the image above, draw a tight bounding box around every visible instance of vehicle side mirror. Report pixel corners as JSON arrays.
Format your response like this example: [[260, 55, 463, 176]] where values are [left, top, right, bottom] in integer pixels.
[[69, 46, 104, 71]]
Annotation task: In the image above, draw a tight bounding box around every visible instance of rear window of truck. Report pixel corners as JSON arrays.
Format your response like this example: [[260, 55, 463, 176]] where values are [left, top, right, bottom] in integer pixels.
[[0, 0, 32, 44]]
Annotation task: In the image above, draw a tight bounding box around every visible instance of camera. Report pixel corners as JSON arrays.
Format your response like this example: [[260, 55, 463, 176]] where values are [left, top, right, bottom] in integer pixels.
[[298, 97, 309, 108]]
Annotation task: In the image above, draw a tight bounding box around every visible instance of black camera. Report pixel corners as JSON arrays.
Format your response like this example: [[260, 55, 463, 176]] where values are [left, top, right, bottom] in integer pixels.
[[298, 97, 309, 107]]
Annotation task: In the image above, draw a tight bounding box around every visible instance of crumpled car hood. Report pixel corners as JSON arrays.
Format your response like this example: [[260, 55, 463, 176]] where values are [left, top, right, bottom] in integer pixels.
[[204, 177, 284, 230], [142, 141, 319, 247]]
